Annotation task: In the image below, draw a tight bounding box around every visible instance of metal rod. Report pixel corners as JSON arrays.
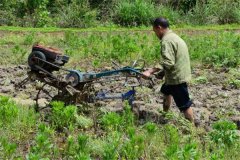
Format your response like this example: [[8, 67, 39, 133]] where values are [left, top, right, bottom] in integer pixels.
[[34, 65, 58, 79], [35, 57, 71, 72], [35, 83, 47, 112]]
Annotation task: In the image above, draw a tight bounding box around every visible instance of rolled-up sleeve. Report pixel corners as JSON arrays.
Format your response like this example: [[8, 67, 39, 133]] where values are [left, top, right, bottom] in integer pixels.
[[160, 41, 175, 70]]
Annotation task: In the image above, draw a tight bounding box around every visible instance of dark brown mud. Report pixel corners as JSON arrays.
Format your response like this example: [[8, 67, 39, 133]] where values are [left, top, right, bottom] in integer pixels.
[[0, 65, 239, 129]]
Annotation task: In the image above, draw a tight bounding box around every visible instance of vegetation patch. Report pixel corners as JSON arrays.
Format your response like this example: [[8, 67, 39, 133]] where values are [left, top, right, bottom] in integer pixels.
[[0, 95, 239, 159]]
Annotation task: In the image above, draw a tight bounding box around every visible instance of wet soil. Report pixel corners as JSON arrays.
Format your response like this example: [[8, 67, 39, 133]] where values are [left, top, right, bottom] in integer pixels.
[[0, 65, 239, 129]]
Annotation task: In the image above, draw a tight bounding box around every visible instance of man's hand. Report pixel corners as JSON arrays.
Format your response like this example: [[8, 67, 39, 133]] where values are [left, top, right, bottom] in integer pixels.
[[142, 68, 160, 79], [142, 70, 152, 78]]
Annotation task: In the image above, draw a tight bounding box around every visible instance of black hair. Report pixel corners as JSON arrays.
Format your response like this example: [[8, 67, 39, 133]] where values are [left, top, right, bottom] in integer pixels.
[[152, 17, 169, 28]]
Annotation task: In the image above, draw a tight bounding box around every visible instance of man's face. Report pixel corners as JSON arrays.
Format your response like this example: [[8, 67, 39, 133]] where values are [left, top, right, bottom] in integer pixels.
[[153, 26, 164, 40]]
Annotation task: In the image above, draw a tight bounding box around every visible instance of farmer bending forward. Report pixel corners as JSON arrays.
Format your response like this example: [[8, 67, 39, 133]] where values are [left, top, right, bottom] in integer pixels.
[[143, 17, 194, 123]]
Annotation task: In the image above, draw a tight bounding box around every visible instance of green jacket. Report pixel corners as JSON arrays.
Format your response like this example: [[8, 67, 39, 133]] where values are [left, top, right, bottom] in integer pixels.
[[159, 30, 191, 85]]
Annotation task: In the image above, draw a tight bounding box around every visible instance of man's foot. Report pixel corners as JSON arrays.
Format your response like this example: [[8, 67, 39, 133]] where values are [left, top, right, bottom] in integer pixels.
[[194, 119, 201, 127]]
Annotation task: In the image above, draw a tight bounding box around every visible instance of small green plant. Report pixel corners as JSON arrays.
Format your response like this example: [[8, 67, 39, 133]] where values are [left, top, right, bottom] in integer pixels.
[[121, 127, 145, 159], [63, 31, 80, 50], [0, 138, 17, 159], [50, 101, 77, 131], [75, 114, 93, 129], [194, 76, 208, 84], [76, 134, 90, 159], [11, 45, 27, 63], [209, 149, 224, 160], [0, 96, 19, 125], [144, 122, 158, 134], [164, 124, 180, 159], [228, 79, 240, 89], [27, 123, 57, 159], [92, 59, 101, 68], [101, 112, 123, 131], [209, 120, 239, 148], [65, 135, 74, 156], [23, 32, 36, 45], [65, 134, 90, 159], [103, 131, 121, 160], [101, 102, 135, 131], [122, 101, 135, 128], [187, 32, 240, 68], [177, 141, 199, 160]]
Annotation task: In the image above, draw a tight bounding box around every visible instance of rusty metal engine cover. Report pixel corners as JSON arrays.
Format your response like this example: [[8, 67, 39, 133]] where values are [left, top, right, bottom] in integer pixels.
[[28, 45, 69, 72]]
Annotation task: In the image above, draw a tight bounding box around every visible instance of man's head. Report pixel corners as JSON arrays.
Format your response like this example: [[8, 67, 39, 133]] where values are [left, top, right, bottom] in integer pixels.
[[152, 17, 169, 40]]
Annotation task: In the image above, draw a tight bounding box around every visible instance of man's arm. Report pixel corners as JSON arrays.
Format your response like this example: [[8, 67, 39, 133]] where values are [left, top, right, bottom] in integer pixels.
[[160, 41, 175, 70], [142, 41, 175, 78]]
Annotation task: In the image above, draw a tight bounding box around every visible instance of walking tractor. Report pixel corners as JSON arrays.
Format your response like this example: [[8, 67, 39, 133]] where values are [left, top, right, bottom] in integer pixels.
[[18, 45, 153, 111]]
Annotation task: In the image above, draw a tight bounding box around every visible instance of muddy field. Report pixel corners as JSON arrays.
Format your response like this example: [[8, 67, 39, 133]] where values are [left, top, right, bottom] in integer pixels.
[[0, 65, 239, 130]]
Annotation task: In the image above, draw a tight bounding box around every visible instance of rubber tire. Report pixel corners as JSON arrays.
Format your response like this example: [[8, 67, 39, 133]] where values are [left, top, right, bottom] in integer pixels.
[[28, 51, 46, 71]]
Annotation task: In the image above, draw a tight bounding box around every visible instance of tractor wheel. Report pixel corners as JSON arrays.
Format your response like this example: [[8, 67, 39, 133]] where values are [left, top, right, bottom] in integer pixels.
[[28, 51, 46, 71]]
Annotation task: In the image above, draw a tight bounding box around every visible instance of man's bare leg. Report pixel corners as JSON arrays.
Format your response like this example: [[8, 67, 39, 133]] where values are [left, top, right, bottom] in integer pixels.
[[163, 95, 172, 112], [183, 107, 194, 123]]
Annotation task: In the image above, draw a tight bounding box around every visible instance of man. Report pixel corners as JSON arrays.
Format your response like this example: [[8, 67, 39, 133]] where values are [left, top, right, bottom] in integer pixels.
[[143, 17, 194, 123]]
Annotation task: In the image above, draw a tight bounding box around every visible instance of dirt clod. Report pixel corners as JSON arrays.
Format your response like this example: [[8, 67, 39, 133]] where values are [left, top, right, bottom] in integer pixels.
[[0, 65, 239, 129]]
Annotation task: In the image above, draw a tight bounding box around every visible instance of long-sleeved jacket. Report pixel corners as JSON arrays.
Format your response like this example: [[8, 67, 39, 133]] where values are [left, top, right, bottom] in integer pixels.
[[159, 30, 191, 85]]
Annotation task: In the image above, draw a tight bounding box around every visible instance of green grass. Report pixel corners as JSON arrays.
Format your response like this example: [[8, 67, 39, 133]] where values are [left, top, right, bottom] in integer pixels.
[[0, 26, 239, 69], [0, 96, 239, 159], [0, 24, 239, 32], [0, 26, 239, 158]]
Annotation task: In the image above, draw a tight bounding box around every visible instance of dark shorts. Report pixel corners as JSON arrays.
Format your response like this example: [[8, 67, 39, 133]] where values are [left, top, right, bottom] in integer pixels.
[[160, 83, 192, 112]]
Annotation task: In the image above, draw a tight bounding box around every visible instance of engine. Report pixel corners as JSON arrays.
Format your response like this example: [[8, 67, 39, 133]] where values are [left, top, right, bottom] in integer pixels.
[[28, 44, 69, 73]]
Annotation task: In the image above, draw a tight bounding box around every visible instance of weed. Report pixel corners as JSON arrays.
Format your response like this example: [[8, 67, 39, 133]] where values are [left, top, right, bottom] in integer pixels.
[[65, 134, 90, 159], [0, 138, 17, 159], [34, 0, 52, 27], [0, 97, 239, 159], [122, 101, 135, 128], [11, 45, 27, 63], [144, 122, 158, 134], [164, 124, 180, 159], [113, 0, 180, 26], [76, 134, 90, 159], [193, 76, 208, 84], [209, 149, 224, 160], [1, 28, 240, 69], [101, 112, 123, 131], [56, 1, 97, 28], [0, 26, 240, 159], [102, 131, 122, 160], [208, 130, 240, 160], [0, 96, 19, 125], [75, 114, 93, 129], [50, 101, 77, 131], [23, 32, 36, 45], [114, 0, 155, 26], [209, 121, 239, 148], [122, 127, 145, 159], [27, 123, 57, 159], [184, 32, 240, 67], [228, 79, 240, 89], [177, 141, 200, 160], [209, 120, 239, 148]]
